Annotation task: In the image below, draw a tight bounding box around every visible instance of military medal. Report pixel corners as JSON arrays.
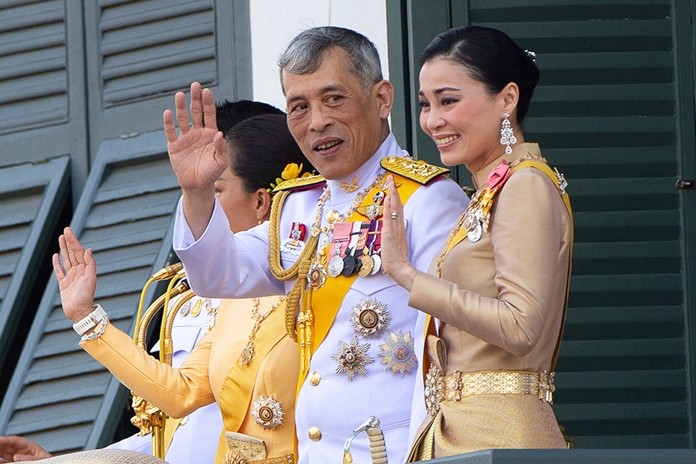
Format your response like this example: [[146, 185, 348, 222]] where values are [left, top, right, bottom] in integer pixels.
[[379, 330, 418, 377], [326, 209, 341, 224], [308, 260, 327, 288], [341, 254, 358, 276], [351, 298, 389, 338], [179, 299, 192, 317], [280, 222, 307, 255], [331, 336, 375, 381], [327, 223, 351, 277], [464, 211, 483, 243], [251, 395, 284, 429], [328, 253, 344, 278], [357, 189, 386, 220], [371, 254, 382, 276], [190, 298, 204, 317], [372, 190, 385, 204], [358, 254, 374, 276], [340, 222, 364, 277]]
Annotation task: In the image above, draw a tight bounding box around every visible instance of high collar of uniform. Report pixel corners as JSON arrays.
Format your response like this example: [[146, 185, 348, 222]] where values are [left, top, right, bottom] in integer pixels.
[[325, 132, 406, 205], [471, 142, 541, 190]]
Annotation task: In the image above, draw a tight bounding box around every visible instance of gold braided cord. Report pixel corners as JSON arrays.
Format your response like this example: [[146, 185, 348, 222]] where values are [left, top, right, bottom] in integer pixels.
[[268, 189, 319, 341]]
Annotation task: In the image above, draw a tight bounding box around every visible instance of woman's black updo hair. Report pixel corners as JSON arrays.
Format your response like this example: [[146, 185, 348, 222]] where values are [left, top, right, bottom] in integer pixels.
[[224, 113, 314, 193], [420, 25, 539, 123]]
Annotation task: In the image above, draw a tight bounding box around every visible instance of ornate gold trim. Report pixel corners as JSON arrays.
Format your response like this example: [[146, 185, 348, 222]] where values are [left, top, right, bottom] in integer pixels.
[[380, 156, 449, 185]]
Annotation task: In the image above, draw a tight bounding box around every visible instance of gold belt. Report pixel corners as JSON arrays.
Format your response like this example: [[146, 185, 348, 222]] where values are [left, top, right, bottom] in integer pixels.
[[424, 367, 555, 416]]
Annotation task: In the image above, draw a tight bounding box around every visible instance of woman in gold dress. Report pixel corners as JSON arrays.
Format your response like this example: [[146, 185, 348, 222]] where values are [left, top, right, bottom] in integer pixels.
[[381, 25, 573, 460]]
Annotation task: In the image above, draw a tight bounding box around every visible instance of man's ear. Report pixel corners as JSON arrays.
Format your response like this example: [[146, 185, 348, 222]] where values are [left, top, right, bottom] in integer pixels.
[[373, 80, 394, 120]]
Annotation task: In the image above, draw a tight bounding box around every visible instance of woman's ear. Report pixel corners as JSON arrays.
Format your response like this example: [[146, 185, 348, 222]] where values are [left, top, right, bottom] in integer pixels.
[[501, 82, 520, 119], [255, 188, 272, 222]]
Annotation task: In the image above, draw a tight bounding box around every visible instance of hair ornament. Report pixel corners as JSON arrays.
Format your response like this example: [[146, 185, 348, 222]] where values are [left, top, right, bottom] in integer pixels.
[[269, 163, 313, 192], [524, 49, 537, 63]]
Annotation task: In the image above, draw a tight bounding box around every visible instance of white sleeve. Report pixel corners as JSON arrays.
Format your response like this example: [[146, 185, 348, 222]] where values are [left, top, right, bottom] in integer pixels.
[[173, 197, 284, 298]]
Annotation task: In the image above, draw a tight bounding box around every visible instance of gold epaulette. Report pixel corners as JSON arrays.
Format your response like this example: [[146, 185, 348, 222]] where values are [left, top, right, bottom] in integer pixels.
[[380, 156, 450, 185], [272, 174, 325, 193]]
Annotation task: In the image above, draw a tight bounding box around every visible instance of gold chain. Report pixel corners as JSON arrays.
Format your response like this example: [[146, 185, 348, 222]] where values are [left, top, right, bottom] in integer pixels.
[[435, 211, 466, 277], [238, 296, 287, 366], [268, 172, 387, 340]]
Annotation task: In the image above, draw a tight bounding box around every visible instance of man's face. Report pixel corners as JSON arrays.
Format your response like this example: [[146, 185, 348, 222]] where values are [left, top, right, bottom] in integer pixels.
[[283, 47, 392, 180]]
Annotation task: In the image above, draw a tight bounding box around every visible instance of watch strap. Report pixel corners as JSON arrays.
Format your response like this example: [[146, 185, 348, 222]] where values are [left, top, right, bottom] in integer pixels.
[[72, 304, 108, 335]]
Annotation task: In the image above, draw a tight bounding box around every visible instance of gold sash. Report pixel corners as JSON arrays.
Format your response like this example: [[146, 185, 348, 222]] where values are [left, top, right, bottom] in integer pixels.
[[422, 159, 574, 366], [296, 173, 421, 389]]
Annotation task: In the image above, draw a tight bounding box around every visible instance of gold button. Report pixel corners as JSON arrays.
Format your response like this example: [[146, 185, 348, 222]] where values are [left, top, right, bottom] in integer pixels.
[[309, 371, 321, 386], [308, 426, 322, 441]]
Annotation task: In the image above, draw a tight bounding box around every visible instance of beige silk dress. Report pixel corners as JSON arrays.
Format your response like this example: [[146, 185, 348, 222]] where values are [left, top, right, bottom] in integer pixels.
[[81, 296, 298, 463], [408, 143, 572, 458]]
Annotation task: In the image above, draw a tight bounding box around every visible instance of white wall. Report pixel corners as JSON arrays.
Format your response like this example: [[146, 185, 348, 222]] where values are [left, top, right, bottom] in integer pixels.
[[249, 0, 388, 110]]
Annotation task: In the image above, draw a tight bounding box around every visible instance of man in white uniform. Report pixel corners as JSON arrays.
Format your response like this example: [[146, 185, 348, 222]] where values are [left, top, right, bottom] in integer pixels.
[[166, 27, 469, 464]]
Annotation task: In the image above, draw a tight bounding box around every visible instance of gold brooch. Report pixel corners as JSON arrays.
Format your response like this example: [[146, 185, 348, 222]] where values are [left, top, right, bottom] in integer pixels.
[[331, 336, 374, 381], [251, 395, 284, 429], [379, 330, 417, 377], [424, 365, 444, 416], [350, 298, 389, 338]]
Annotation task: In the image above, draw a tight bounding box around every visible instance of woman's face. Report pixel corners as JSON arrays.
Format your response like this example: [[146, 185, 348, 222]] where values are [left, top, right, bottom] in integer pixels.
[[214, 167, 262, 233], [418, 57, 506, 173]]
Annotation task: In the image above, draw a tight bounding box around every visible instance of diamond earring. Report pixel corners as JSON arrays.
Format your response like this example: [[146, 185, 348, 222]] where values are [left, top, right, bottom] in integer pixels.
[[500, 112, 517, 155]]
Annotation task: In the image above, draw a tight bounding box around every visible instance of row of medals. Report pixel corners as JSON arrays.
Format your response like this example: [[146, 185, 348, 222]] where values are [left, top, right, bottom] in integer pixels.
[[281, 189, 387, 289], [317, 190, 385, 285], [280, 186, 420, 379]]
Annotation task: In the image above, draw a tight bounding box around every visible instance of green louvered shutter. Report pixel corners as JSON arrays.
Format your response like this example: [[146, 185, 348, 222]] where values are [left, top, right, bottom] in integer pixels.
[[0, 1, 88, 179], [0, 157, 70, 388], [0, 136, 181, 453], [389, 0, 696, 448], [83, 0, 251, 155]]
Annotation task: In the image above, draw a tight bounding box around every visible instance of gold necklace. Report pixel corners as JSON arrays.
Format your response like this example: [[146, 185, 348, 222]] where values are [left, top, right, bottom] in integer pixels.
[[238, 296, 286, 366]]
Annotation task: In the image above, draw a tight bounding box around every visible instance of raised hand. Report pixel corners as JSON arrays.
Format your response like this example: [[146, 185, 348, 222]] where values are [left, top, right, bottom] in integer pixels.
[[0, 435, 52, 462], [380, 176, 417, 290], [164, 82, 227, 192], [163, 82, 228, 238], [52, 227, 97, 323]]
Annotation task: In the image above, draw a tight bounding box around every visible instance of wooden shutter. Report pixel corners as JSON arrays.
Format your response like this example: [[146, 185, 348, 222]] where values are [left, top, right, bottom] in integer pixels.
[[390, 0, 695, 448], [83, 0, 251, 153], [0, 157, 70, 383], [0, 134, 181, 452], [0, 1, 88, 183]]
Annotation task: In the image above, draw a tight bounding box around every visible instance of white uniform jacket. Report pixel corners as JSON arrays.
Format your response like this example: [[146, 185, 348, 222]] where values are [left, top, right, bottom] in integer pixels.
[[173, 133, 469, 464]]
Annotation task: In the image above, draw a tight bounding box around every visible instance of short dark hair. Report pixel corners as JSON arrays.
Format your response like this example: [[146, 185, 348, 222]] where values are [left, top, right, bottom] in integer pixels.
[[216, 99, 284, 134], [224, 114, 314, 193], [278, 26, 383, 92], [420, 25, 539, 123]]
